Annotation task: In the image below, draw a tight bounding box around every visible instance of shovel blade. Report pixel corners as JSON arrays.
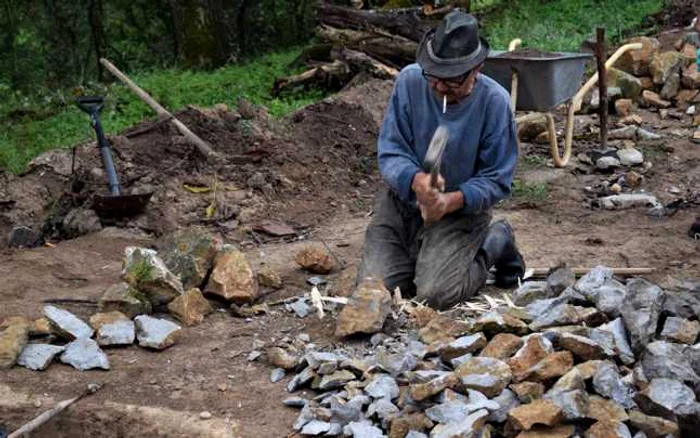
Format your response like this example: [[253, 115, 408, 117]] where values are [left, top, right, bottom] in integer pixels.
[[93, 193, 152, 218]]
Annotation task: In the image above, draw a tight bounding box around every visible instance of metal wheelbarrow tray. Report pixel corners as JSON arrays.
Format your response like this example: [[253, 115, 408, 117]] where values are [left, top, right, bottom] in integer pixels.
[[482, 49, 593, 112]]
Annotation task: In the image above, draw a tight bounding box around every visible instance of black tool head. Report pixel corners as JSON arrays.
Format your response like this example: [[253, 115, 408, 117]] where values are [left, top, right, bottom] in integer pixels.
[[92, 192, 152, 218]]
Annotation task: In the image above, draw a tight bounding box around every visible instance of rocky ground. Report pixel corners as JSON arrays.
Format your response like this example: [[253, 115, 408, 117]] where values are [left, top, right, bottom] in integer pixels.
[[0, 28, 700, 438]]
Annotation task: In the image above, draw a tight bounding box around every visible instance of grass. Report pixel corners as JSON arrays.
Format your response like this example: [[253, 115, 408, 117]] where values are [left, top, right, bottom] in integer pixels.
[[512, 179, 549, 202], [0, 48, 324, 174], [481, 0, 663, 51]]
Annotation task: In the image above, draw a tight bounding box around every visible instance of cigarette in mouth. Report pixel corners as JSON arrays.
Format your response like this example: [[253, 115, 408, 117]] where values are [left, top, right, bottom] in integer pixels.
[[443, 95, 447, 114]]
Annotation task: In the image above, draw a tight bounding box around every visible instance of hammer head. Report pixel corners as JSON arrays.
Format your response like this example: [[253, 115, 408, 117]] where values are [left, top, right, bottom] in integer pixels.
[[423, 125, 449, 188]]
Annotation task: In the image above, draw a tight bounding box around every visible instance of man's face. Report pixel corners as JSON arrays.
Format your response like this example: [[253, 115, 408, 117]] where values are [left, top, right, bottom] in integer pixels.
[[424, 66, 481, 104]]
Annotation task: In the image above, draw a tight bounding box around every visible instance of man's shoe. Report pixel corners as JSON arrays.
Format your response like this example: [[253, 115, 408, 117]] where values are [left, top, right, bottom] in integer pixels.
[[479, 220, 526, 288]]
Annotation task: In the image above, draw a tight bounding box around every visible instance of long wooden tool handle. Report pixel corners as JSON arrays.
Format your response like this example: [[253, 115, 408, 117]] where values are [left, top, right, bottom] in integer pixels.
[[99, 58, 218, 159]]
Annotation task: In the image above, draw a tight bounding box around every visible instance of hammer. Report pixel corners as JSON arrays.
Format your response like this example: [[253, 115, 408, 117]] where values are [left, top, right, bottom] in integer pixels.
[[422, 124, 449, 191]]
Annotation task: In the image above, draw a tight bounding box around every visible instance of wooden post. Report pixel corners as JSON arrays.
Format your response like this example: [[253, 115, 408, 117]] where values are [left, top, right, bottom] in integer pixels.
[[596, 27, 608, 149], [99, 58, 218, 160]]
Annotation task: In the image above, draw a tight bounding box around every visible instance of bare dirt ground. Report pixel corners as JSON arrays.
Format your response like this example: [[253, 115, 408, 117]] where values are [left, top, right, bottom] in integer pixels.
[[2, 49, 700, 438]]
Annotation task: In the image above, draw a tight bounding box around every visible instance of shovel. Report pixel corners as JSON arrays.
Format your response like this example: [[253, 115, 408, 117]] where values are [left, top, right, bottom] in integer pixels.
[[76, 96, 152, 218]]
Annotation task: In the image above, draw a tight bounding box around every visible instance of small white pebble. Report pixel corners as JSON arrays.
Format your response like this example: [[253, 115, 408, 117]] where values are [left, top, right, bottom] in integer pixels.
[[199, 411, 212, 420], [34, 400, 42, 408]]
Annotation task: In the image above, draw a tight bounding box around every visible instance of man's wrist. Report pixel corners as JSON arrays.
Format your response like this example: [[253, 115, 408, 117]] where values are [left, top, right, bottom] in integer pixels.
[[445, 191, 465, 213]]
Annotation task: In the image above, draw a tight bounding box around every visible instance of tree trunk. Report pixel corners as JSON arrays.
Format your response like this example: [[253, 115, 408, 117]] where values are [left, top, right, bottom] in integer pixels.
[[170, 0, 226, 67], [3, 0, 18, 88], [87, 0, 106, 81]]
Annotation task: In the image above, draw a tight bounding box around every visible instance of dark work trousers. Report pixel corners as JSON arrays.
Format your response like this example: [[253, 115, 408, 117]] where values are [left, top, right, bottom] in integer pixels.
[[357, 187, 492, 310]]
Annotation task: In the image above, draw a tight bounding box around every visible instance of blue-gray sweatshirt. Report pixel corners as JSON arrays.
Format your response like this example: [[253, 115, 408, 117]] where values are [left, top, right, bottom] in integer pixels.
[[378, 63, 518, 214]]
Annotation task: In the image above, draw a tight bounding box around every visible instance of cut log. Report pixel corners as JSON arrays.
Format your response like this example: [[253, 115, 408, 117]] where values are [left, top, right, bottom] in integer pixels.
[[272, 60, 353, 96], [318, 3, 436, 42], [335, 48, 399, 79], [317, 25, 418, 69]]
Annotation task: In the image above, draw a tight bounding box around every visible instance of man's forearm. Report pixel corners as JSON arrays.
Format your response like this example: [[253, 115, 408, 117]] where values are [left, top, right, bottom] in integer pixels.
[[444, 190, 465, 213]]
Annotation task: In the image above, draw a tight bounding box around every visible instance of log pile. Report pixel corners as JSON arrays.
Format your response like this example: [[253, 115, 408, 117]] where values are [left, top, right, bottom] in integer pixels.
[[272, 3, 444, 96]]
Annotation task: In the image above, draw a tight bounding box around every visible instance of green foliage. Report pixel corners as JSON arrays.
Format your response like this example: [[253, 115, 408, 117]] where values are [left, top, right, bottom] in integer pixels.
[[520, 154, 548, 168], [481, 0, 664, 51], [512, 179, 549, 201], [0, 48, 325, 174]]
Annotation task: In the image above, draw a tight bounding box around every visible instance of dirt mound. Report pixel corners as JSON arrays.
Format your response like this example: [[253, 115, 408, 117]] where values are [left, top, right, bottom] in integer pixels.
[[0, 79, 393, 246]]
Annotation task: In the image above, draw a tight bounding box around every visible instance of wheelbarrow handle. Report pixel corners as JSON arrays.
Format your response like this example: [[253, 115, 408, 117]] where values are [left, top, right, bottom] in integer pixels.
[[76, 96, 104, 114]]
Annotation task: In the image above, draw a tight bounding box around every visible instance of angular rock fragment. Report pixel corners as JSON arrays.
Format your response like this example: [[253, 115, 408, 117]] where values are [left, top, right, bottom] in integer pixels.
[[515, 425, 575, 438], [60, 338, 110, 371], [166, 288, 213, 326], [587, 395, 629, 423], [267, 347, 299, 370], [620, 278, 665, 355], [0, 320, 29, 369], [559, 333, 605, 361], [98, 282, 152, 318], [157, 227, 222, 290], [89, 311, 135, 346], [317, 370, 355, 391], [472, 311, 529, 336], [343, 420, 384, 437], [134, 315, 181, 350], [455, 357, 513, 398], [544, 389, 589, 420], [489, 388, 520, 423], [598, 318, 635, 365], [389, 412, 434, 438], [550, 368, 585, 393], [628, 410, 679, 438], [529, 304, 585, 331], [336, 278, 392, 337], [409, 372, 458, 402], [480, 333, 522, 360], [430, 409, 489, 438], [592, 361, 637, 409], [575, 266, 613, 299], [439, 333, 487, 362], [301, 420, 332, 436], [660, 317, 700, 345], [296, 246, 334, 274], [508, 335, 553, 382], [508, 400, 564, 431], [418, 315, 472, 344], [591, 279, 627, 318], [511, 382, 545, 403], [204, 246, 258, 305], [635, 378, 697, 418], [287, 367, 315, 392], [17, 344, 65, 371], [519, 351, 574, 383], [426, 400, 474, 424], [585, 421, 632, 438], [377, 347, 418, 376], [122, 247, 184, 306], [547, 267, 576, 296], [257, 266, 283, 289], [44, 305, 93, 341], [365, 374, 400, 400], [270, 368, 286, 383], [513, 282, 550, 306], [640, 341, 700, 385]]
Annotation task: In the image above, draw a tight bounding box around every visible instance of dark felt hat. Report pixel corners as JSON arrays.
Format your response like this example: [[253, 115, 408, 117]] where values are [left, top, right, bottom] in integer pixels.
[[416, 10, 490, 78]]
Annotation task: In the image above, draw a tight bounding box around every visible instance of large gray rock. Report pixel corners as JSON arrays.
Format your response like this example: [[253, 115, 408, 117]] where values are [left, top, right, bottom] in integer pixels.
[[439, 333, 487, 362], [426, 400, 473, 424], [377, 347, 418, 376], [62, 208, 102, 238], [122, 247, 184, 306], [365, 374, 399, 400], [60, 338, 110, 371], [157, 227, 223, 290], [547, 267, 576, 296], [512, 281, 549, 306], [621, 278, 665, 355], [640, 341, 700, 385], [300, 420, 332, 436], [366, 398, 399, 426], [598, 318, 635, 365], [617, 148, 645, 167], [592, 279, 627, 318], [575, 266, 613, 299], [89, 312, 135, 346], [430, 409, 489, 438], [343, 420, 385, 437], [134, 315, 181, 350], [635, 378, 698, 418], [44, 305, 93, 340], [593, 361, 637, 409], [661, 317, 700, 345], [330, 395, 366, 424], [488, 389, 520, 423], [17, 344, 65, 371], [544, 389, 589, 420]]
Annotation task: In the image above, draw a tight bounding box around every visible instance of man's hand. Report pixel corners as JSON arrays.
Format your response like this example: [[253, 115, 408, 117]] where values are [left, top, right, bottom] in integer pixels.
[[412, 172, 445, 208]]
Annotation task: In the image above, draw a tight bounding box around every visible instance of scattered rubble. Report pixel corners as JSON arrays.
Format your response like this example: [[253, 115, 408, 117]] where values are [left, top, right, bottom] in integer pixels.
[[89, 311, 136, 346], [17, 344, 65, 371], [60, 338, 110, 371], [134, 315, 182, 350], [296, 245, 335, 274], [44, 305, 94, 340], [205, 245, 259, 304]]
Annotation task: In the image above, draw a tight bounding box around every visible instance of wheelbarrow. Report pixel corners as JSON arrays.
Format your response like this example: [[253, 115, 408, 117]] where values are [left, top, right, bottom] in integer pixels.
[[76, 96, 152, 217], [482, 39, 643, 167]]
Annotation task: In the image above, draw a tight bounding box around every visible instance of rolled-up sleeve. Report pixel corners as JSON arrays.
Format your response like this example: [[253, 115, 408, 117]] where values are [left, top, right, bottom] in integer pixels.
[[459, 94, 518, 214], [377, 75, 421, 203]]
